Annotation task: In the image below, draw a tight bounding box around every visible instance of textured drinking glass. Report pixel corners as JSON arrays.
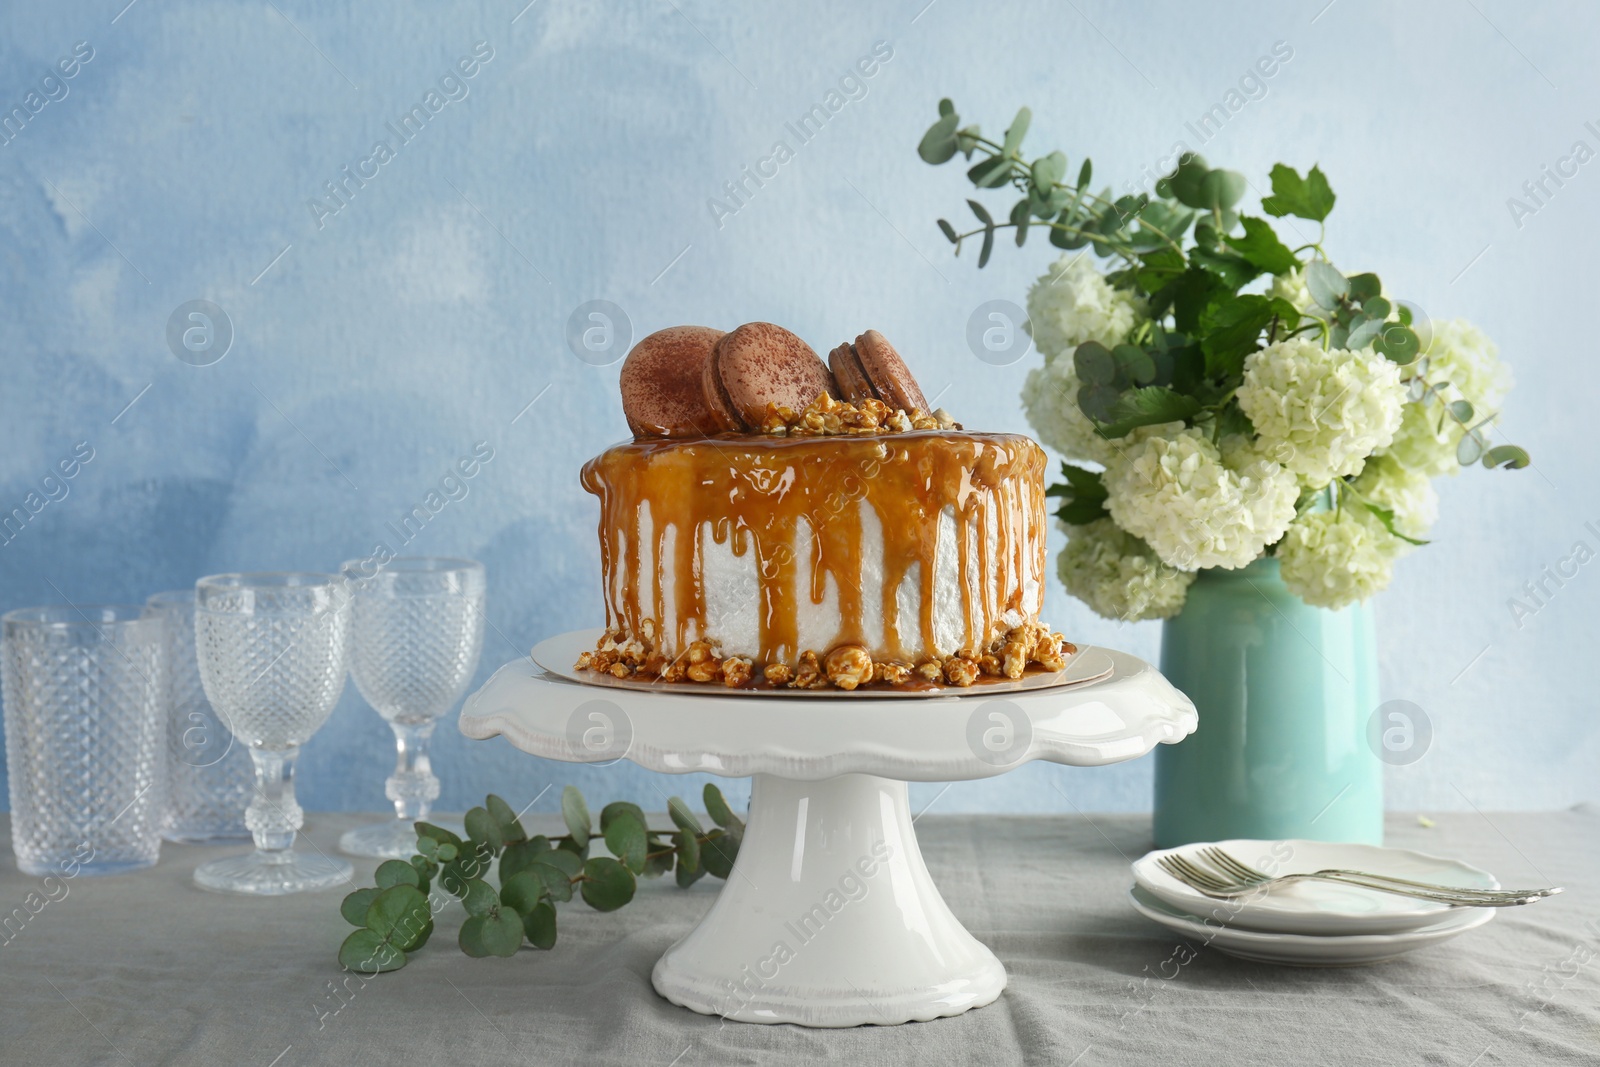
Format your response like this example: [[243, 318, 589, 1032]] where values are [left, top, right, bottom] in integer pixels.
[[2, 605, 166, 876], [144, 591, 254, 843], [338, 558, 485, 859], [192, 573, 353, 894]]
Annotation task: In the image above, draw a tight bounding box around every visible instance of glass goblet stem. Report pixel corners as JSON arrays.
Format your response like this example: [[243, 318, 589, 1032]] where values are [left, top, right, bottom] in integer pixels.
[[387, 720, 440, 824], [246, 747, 303, 855]]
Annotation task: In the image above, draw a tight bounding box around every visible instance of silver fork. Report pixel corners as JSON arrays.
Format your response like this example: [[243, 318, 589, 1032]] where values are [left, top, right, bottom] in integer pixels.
[[1157, 851, 1555, 908], [1200, 846, 1561, 904]]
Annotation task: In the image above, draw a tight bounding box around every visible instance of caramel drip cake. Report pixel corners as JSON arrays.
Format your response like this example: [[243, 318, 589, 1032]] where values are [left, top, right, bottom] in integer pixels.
[[577, 323, 1074, 690]]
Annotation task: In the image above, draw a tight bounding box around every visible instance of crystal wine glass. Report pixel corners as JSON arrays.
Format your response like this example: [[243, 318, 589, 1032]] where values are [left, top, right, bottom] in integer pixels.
[[192, 572, 354, 894], [337, 557, 485, 859]]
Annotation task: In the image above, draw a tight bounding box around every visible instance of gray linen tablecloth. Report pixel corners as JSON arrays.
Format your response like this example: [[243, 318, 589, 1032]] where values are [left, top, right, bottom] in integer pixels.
[[0, 808, 1594, 1066]]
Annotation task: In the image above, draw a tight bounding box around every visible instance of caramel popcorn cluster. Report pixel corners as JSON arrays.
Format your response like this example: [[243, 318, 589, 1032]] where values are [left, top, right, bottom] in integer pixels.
[[759, 392, 961, 437], [573, 621, 1076, 691]]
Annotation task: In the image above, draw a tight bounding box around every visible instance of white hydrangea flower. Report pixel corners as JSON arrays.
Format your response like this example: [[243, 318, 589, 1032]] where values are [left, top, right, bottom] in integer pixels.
[[1021, 359, 1122, 466], [1410, 318, 1512, 409], [1382, 319, 1513, 478], [1353, 454, 1438, 539], [1237, 338, 1406, 487], [1267, 268, 1315, 313], [1104, 427, 1300, 571], [1024, 254, 1146, 358], [1277, 508, 1403, 609], [1056, 518, 1196, 622]]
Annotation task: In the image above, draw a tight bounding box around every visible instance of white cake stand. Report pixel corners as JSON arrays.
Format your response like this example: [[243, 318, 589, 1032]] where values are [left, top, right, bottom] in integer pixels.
[[458, 631, 1196, 1028]]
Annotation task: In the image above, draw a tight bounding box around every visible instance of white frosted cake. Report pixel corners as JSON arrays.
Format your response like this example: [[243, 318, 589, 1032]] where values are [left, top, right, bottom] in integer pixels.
[[575, 322, 1073, 690]]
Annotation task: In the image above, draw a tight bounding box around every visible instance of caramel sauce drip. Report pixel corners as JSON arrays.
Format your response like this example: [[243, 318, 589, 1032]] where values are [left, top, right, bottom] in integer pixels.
[[581, 431, 1047, 664]]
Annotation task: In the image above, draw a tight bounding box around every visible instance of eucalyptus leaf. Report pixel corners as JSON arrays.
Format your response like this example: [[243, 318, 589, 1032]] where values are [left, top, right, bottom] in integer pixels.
[[464, 806, 501, 852], [917, 104, 962, 165], [1482, 444, 1531, 469], [937, 218, 958, 244], [667, 797, 705, 836], [1166, 153, 1210, 208], [415, 822, 463, 850], [701, 829, 740, 880], [1447, 399, 1474, 423], [1375, 323, 1421, 364], [1076, 157, 1092, 190], [1199, 168, 1247, 212], [561, 785, 591, 848], [1305, 261, 1348, 310], [499, 839, 550, 884], [461, 879, 500, 919], [365, 885, 433, 953], [1001, 106, 1031, 157], [580, 857, 637, 912], [1030, 150, 1066, 194], [375, 859, 421, 890], [1073, 341, 1117, 385], [499, 872, 548, 917], [675, 827, 701, 873], [1346, 273, 1382, 303], [1010, 199, 1031, 246], [341, 887, 382, 927], [1077, 382, 1122, 423], [603, 812, 649, 874], [676, 858, 707, 888], [703, 784, 741, 834], [339, 928, 406, 974], [1457, 429, 1487, 465], [1095, 387, 1202, 438], [486, 795, 526, 844], [459, 911, 523, 959], [1345, 317, 1384, 350], [599, 801, 648, 833], [967, 156, 1012, 189], [1111, 344, 1157, 385], [523, 901, 558, 950]]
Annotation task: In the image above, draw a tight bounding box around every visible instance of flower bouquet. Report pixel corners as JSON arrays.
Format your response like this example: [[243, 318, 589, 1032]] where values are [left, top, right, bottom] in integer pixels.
[[919, 100, 1529, 844]]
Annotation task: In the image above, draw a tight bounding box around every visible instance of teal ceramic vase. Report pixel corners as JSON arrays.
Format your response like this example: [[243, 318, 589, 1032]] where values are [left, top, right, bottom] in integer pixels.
[[1153, 557, 1383, 848]]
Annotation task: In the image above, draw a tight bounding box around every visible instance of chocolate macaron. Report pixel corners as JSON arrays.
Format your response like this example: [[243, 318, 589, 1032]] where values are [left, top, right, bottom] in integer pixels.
[[619, 326, 727, 437], [829, 330, 929, 413], [703, 322, 835, 431]]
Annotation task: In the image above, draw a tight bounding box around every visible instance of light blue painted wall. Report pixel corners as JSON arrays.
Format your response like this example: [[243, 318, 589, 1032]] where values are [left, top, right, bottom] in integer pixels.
[[1, 0, 1593, 816]]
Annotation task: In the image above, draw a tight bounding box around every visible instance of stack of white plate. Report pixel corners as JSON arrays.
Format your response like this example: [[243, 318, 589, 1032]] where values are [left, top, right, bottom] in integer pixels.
[[1129, 839, 1500, 965]]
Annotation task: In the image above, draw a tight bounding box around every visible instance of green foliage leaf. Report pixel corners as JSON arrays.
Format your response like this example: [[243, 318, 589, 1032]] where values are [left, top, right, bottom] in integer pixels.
[[1076, 157, 1092, 190], [498, 872, 548, 916], [1096, 387, 1203, 439], [1483, 444, 1531, 469], [668, 797, 705, 836], [1347, 273, 1382, 304], [603, 812, 649, 875], [675, 827, 701, 874], [1190, 245, 1259, 289], [341, 887, 382, 927], [1112, 344, 1157, 385], [1304, 261, 1348, 310], [464, 806, 502, 853], [676, 857, 707, 889], [1199, 294, 1277, 378], [703, 784, 741, 836], [1199, 169, 1247, 212], [459, 910, 523, 958], [1457, 428, 1488, 465], [339, 928, 406, 974], [536, 846, 583, 879], [937, 218, 958, 244], [415, 822, 463, 850], [1375, 323, 1421, 364], [498, 838, 550, 884], [1046, 464, 1110, 526], [701, 829, 740, 880], [917, 99, 961, 164], [1001, 106, 1031, 157], [375, 859, 421, 890], [1077, 382, 1121, 423], [485, 795, 526, 844], [967, 156, 1012, 189], [461, 879, 500, 919], [365, 885, 433, 953], [1073, 341, 1117, 385], [1165, 153, 1210, 208], [562, 785, 591, 848], [1362, 502, 1430, 547], [599, 801, 647, 833], [1228, 216, 1298, 274], [1010, 199, 1031, 247], [1261, 163, 1336, 221], [1030, 150, 1066, 195], [580, 857, 637, 912], [523, 901, 558, 950], [1346, 317, 1384, 350]]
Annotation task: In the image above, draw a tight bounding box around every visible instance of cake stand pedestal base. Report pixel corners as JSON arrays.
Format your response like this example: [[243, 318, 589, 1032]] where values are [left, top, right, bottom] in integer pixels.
[[651, 773, 1004, 1027]]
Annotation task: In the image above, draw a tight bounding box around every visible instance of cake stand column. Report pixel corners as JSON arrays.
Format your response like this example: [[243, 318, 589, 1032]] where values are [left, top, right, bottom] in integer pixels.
[[651, 772, 1006, 1027]]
